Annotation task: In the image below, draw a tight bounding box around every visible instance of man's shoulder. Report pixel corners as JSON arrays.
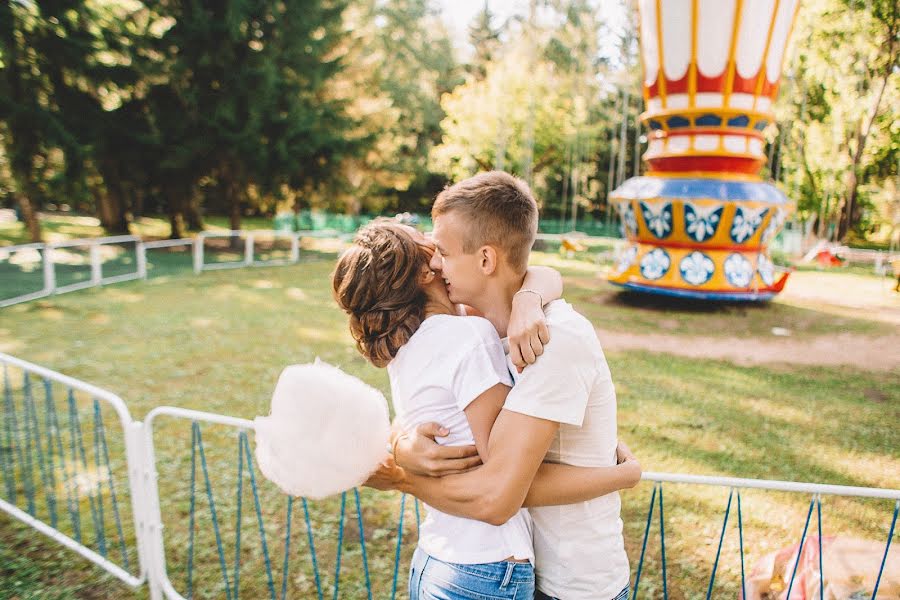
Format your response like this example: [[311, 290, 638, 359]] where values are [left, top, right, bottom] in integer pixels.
[[543, 301, 600, 349]]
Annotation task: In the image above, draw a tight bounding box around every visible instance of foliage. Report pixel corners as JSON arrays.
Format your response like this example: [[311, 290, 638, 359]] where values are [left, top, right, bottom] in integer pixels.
[[774, 0, 899, 242], [0, 0, 895, 243]]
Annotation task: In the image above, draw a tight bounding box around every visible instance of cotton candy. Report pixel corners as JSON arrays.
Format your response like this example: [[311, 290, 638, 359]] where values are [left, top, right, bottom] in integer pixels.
[[254, 360, 390, 499]]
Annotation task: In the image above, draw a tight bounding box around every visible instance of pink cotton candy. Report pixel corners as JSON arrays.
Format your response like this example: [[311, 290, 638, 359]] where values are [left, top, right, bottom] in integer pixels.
[[253, 361, 390, 500]]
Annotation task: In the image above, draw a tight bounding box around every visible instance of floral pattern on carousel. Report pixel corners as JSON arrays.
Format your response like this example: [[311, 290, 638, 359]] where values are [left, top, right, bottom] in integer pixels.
[[724, 253, 754, 287], [619, 202, 638, 238], [761, 207, 785, 244], [679, 251, 715, 286], [730, 206, 769, 244], [684, 203, 724, 243], [615, 244, 638, 274], [757, 254, 775, 286], [640, 201, 673, 239], [640, 248, 671, 280]]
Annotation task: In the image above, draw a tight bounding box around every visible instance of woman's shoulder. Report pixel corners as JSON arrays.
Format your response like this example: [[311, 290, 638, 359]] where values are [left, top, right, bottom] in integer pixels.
[[434, 315, 501, 347]]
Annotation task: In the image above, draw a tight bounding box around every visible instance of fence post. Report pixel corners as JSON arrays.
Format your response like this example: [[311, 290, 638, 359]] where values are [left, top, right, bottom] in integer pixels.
[[192, 237, 203, 274], [136, 242, 147, 280], [140, 420, 168, 600], [90, 242, 102, 285], [125, 421, 153, 592], [42, 244, 56, 294], [290, 234, 300, 263], [245, 233, 254, 266]]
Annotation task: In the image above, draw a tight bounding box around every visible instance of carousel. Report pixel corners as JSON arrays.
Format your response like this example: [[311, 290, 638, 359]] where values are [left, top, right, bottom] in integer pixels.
[[608, 0, 799, 301]]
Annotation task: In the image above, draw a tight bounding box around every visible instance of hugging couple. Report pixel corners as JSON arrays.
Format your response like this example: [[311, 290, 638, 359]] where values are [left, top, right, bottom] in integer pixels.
[[332, 171, 641, 600]]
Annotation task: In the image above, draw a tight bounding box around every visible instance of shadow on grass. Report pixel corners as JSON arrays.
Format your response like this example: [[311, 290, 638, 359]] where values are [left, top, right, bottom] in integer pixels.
[[609, 290, 774, 314]]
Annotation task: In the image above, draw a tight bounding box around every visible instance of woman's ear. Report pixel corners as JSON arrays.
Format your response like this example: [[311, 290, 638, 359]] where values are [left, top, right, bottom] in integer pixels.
[[479, 246, 498, 275], [420, 265, 436, 285]]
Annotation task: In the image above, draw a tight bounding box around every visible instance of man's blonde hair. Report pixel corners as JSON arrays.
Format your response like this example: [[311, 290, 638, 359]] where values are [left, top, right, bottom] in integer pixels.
[[431, 171, 538, 273]]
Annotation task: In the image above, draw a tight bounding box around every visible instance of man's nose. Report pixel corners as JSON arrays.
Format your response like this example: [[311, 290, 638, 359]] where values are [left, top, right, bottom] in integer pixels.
[[429, 252, 442, 271]]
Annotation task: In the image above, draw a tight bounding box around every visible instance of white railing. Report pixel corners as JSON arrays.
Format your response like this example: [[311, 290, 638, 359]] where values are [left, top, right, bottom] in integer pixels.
[[0, 353, 146, 589], [0, 230, 308, 308], [2, 352, 898, 599]]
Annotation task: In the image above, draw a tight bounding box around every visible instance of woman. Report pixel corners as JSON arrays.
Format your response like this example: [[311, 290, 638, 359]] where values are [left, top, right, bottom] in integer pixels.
[[333, 220, 639, 600]]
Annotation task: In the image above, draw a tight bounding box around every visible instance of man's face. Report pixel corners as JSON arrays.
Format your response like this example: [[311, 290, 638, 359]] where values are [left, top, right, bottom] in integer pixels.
[[429, 212, 484, 306]]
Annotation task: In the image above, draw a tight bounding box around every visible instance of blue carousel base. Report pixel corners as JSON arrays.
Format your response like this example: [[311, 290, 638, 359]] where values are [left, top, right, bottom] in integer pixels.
[[610, 281, 777, 302]]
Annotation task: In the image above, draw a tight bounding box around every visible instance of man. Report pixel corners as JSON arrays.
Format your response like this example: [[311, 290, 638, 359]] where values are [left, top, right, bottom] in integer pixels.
[[378, 171, 633, 600]]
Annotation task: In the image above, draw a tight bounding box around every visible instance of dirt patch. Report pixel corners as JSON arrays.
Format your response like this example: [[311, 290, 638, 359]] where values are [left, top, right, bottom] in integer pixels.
[[598, 328, 900, 371]]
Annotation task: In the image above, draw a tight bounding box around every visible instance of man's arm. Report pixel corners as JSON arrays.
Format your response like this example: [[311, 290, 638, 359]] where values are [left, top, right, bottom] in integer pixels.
[[396, 410, 559, 526]]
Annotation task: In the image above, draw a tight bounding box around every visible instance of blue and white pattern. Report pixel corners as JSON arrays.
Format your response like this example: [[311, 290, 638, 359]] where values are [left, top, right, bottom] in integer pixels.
[[724, 253, 754, 287], [760, 208, 785, 244], [684, 203, 724, 242], [757, 254, 775, 286], [619, 202, 638, 238], [679, 252, 715, 286], [640, 248, 671, 280], [640, 201, 673, 239], [730, 206, 769, 243], [615, 244, 638, 274]]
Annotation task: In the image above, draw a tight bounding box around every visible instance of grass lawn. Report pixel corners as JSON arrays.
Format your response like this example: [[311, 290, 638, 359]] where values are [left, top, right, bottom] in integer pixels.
[[1, 217, 898, 599]]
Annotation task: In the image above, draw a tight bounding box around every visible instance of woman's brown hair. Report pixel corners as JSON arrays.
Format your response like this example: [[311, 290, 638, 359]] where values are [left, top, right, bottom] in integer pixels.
[[332, 220, 430, 368]]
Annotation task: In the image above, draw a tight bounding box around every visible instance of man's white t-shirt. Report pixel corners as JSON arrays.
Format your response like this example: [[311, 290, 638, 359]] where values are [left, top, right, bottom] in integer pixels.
[[388, 314, 534, 565], [504, 300, 629, 600]]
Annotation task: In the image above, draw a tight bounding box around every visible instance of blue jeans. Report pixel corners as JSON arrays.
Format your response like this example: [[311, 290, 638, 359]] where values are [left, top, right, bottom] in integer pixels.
[[409, 547, 535, 600], [535, 585, 629, 600]]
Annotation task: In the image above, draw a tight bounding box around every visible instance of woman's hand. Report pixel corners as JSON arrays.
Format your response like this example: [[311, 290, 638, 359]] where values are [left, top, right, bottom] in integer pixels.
[[508, 291, 550, 373], [394, 422, 483, 477], [615, 440, 642, 488], [363, 456, 406, 491]]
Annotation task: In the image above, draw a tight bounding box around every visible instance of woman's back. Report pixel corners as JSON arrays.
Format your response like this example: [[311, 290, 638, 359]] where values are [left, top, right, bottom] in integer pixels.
[[388, 315, 534, 565]]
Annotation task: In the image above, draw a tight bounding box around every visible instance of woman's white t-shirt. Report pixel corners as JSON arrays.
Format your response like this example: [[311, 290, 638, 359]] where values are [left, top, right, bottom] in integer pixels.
[[387, 314, 534, 565]]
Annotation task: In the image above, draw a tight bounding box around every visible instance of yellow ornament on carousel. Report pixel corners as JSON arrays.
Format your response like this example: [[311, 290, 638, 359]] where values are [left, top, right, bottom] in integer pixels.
[[609, 0, 799, 300]]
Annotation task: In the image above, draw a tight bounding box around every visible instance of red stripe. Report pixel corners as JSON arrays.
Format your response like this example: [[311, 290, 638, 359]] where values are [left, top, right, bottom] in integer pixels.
[[696, 72, 727, 93], [666, 74, 689, 94], [647, 156, 765, 175], [731, 72, 758, 94]]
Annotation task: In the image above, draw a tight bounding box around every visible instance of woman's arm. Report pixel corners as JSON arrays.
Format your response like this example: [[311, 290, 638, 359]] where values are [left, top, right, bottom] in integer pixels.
[[508, 266, 563, 372], [462, 383, 510, 462], [524, 441, 642, 506], [521, 265, 563, 305], [524, 460, 641, 506]]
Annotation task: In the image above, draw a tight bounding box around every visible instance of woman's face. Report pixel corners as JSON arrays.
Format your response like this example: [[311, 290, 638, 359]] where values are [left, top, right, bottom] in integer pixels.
[[396, 224, 451, 305]]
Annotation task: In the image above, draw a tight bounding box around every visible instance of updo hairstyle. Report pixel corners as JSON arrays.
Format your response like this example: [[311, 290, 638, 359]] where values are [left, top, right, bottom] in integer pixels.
[[332, 220, 431, 368]]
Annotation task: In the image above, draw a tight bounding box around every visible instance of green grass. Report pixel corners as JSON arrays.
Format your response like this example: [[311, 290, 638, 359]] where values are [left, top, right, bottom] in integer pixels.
[[1, 238, 898, 597]]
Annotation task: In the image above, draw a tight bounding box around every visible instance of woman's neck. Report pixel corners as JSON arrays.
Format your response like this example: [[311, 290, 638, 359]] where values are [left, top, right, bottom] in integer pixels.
[[424, 300, 457, 318]]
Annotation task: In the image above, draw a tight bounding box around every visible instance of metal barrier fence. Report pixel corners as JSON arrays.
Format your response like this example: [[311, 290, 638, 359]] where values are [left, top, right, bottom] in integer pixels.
[[0, 231, 308, 308], [1, 352, 899, 599]]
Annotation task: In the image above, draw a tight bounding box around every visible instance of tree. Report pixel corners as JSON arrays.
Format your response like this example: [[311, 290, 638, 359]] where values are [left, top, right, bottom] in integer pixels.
[[775, 0, 899, 242]]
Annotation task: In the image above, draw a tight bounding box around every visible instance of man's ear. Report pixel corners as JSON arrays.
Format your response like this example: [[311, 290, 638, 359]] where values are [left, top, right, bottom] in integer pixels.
[[479, 246, 499, 275]]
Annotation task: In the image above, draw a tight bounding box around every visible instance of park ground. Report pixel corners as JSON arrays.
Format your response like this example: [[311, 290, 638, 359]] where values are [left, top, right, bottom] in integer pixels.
[[0, 215, 898, 599]]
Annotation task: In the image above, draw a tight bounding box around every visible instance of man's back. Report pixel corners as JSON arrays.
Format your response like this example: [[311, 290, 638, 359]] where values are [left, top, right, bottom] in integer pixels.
[[504, 300, 629, 599]]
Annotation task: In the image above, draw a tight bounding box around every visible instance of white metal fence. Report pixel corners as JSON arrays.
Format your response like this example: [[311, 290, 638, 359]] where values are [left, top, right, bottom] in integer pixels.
[[0, 354, 900, 600], [0, 230, 308, 308]]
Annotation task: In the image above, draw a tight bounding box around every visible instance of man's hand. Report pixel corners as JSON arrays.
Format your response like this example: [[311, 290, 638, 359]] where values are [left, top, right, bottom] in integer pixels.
[[394, 422, 482, 477], [508, 292, 550, 373]]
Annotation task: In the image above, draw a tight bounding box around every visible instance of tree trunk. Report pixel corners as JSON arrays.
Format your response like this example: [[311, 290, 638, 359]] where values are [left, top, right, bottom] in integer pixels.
[[837, 12, 896, 240], [164, 182, 187, 239], [219, 161, 243, 249], [96, 164, 131, 234], [186, 197, 204, 231], [14, 192, 41, 242]]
